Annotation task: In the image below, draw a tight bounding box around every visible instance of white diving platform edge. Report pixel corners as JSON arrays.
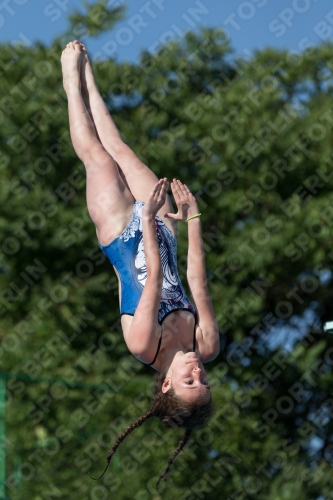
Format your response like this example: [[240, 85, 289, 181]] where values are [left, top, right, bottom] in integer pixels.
[[324, 321, 333, 333]]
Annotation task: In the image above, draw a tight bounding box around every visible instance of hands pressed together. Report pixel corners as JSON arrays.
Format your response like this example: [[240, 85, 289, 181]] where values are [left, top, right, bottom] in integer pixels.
[[143, 178, 200, 221]]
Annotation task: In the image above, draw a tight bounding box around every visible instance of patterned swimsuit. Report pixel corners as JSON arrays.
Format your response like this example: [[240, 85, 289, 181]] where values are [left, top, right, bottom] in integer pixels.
[[98, 201, 197, 326]]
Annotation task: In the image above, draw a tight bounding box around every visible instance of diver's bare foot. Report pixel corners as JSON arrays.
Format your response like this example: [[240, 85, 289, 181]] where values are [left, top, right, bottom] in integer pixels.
[[80, 43, 97, 99], [61, 40, 82, 94]]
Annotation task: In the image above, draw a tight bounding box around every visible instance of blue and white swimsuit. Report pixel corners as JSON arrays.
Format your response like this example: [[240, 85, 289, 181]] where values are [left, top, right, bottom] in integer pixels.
[[98, 201, 197, 326]]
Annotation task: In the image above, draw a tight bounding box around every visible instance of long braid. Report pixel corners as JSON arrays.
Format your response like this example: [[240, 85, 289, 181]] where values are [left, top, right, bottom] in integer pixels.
[[156, 429, 192, 492], [87, 373, 213, 491], [88, 409, 154, 480]]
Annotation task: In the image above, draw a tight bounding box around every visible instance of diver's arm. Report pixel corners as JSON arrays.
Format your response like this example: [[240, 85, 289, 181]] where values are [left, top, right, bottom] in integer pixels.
[[125, 180, 166, 363], [164, 178, 220, 360], [186, 217, 220, 361]]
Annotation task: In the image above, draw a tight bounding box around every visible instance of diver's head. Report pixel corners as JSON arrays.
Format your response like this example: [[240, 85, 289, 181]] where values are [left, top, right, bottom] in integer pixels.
[[161, 351, 210, 405]]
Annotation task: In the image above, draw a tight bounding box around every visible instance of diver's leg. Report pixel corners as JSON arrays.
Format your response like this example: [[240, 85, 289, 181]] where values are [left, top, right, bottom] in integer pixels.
[[79, 43, 176, 236], [62, 41, 134, 245]]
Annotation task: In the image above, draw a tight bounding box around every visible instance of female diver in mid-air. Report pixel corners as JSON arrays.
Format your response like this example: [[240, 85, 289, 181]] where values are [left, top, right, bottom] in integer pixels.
[[61, 40, 220, 490]]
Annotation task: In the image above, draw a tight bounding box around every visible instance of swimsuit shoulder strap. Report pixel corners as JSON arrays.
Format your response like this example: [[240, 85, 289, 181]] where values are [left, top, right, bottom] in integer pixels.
[[147, 334, 162, 366], [193, 310, 197, 351]]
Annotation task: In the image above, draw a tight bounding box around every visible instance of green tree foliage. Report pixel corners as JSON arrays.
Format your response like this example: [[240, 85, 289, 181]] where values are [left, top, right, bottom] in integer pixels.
[[1, 1, 333, 498], [66, 0, 125, 38]]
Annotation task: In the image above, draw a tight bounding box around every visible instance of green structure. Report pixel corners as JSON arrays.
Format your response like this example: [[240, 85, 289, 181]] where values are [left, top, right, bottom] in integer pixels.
[[0, 375, 5, 500], [0, 371, 120, 499]]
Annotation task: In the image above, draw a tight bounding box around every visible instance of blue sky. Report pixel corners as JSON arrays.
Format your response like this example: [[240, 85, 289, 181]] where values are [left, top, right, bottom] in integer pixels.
[[1, 0, 333, 63]]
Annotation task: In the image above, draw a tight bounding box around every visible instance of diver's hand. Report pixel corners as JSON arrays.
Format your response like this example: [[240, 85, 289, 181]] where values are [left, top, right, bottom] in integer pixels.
[[143, 178, 169, 218], [165, 179, 199, 221]]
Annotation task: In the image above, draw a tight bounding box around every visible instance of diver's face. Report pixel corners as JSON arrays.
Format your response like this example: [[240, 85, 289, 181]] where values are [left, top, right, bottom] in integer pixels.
[[162, 352, 211, 404]]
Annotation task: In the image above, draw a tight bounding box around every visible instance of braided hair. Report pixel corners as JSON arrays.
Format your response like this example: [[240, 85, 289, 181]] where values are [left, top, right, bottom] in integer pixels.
[[88, 372, 214, 491]]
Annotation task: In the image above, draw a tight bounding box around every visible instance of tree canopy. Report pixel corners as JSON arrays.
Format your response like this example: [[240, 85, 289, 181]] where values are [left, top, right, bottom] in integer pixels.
[[1, 1, 333, 499]]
